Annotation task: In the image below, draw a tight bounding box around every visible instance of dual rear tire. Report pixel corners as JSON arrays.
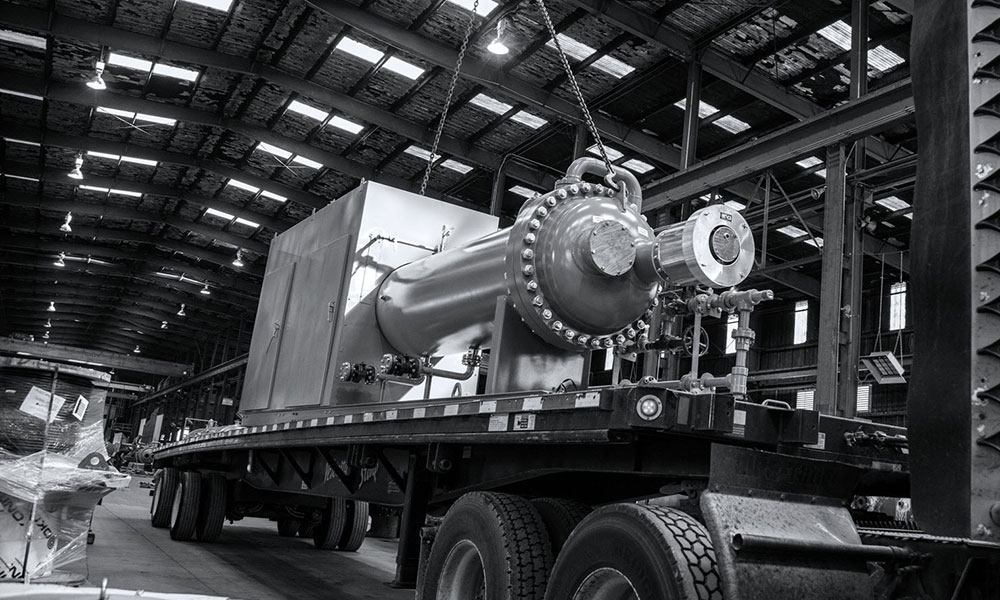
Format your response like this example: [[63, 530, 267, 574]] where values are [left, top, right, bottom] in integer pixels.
[[151, 468, 227, 543], [313, 498, 369, 551]]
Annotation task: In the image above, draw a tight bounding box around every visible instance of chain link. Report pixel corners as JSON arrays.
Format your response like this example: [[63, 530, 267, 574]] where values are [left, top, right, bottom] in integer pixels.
[[534, 0, 617, 184], [419, 0, 481, 196]]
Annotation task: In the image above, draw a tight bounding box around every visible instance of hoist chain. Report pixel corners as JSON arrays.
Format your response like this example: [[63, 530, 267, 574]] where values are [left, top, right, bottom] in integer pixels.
[[420, 0, 480, 196], [534, 0, 617, 184]]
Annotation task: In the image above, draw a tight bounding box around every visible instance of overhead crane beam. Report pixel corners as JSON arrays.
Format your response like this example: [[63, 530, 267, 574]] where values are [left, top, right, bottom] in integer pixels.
[[0, 338, 192, 377]]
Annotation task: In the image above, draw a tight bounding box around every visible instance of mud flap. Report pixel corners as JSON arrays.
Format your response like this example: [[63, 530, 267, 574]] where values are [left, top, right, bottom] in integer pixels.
[[700, 444, 873, 600]]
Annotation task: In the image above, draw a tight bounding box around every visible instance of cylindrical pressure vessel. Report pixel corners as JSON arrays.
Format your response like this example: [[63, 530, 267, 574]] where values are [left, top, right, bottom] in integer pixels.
[[376, 158, 755, 358]]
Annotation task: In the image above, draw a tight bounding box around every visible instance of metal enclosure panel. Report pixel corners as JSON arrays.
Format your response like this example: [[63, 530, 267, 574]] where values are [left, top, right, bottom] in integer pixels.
[[270, 235, 353, 408], [240, 262, 295, 413]]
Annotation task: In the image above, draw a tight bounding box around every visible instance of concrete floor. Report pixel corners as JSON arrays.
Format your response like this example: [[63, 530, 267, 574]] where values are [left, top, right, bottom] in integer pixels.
[[84, 476, 413, 600]]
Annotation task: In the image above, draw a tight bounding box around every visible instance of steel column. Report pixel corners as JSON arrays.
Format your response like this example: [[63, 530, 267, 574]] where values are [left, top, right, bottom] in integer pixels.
[[816, 146, 848, 415], [680, 61, 703, 170]]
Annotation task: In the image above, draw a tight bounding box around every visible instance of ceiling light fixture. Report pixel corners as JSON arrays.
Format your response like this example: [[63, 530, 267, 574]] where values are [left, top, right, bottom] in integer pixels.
[[47, 302, 56, 312], [232, 249, 244, 268], [42, 331, 49, 339], [44, 319, 51, 328], [60, 212, 72, 233], [86, 61, 107, 90], [67, 153, 84, 180], [177, 303, 186, 316], [161, 321, 168, 329], [133, 345, 141, 354], [54, 252, 66, 267], [487, 19, 509, 55], [200, 283, 211, 295]]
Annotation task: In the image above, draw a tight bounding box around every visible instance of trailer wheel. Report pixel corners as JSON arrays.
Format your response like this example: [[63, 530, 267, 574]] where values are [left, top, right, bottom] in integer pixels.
[[150, 467, 179, 528], [169, 472, 201, 541], [313, 498, 348, 550], [196, 474, 227, 542], [543, 504, 722, 600], [298, 520, 316, 538], [337, 500, 369, 552], [420, 492, 552, 600], [531, 498, 591, 556], [277, 519, 300, 537]]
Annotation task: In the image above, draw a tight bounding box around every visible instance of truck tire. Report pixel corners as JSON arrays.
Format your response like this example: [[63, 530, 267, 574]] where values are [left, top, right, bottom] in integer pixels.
[[196, 474, 226, 542], [169, 471, 201, 541], [150, 467, 179, 528], [277, 519, 300, 537], [313, 498, 348, 550], [543, 504, 722, 600], [531, 498, 591, 556], [420, 492, 552, 600], [337, 500, 369, 552]]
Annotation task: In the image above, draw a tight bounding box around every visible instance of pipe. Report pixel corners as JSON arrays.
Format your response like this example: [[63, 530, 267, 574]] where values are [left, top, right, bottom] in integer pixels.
[[731, 533, 917, 563], [421, 362, 477, 380]]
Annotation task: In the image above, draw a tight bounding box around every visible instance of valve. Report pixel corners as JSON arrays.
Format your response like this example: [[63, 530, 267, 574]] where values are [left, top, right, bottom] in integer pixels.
[[340, 362, 378, 384], [380, 353, 422, 378]]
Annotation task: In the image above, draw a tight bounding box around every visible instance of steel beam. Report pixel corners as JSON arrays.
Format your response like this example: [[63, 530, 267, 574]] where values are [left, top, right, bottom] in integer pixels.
[[680, 61, 702, 170], [0, 338, 192, 377], [642, 80, 914, 211], [815, 146, 848, 415], [0, 5, 552, 191], [305, 0, 686, 168], [134, 354, 249, 406]]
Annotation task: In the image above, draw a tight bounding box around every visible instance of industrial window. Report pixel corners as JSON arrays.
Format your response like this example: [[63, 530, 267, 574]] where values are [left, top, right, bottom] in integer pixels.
[[793, 300, 809, 344], [725, 313, 738, 355], [857, 385, 871, 413], [796, 389, 815, 410], [889, 282, 907, 331]]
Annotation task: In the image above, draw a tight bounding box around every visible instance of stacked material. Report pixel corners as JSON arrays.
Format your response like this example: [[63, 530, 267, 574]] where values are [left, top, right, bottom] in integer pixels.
[[0, 357, 129, 582]]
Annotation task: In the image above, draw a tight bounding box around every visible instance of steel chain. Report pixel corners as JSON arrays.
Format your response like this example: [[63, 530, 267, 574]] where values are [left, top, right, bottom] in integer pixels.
[[534, 0, 618, 186], [419, 0, 481, 196]]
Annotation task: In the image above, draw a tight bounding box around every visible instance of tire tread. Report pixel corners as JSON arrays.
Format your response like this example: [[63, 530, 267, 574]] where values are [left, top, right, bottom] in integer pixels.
[[150, 467, 179, 528]]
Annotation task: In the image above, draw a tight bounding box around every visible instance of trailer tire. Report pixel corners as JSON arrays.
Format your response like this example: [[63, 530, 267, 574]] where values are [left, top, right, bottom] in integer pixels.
[[150, 467, 179, 528], [531, 498, 591, 556], [543, 504, 722, 600], [337, 500, 369, 552], [420, 492, 552, 600], [313, 498, 348, 550], [277, 519, 300, 537], [169, 472, 201, 542], [298, 520, 316, 538], [196, 474, 226, 542]]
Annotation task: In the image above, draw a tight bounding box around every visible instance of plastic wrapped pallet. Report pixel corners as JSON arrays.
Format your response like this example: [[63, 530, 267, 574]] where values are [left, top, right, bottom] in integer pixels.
[[0, 358, 129, 581]]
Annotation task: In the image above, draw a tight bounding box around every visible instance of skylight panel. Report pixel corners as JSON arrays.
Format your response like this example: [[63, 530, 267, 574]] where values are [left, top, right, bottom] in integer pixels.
[[261, 190, 287, 202], [803, 237, 824, 248], [336, 38, 385, 64], [470, 93, 512, 115], [510, 185, 538, 198], [546, 34, 635, 78], [328, 116, 364, 134], [817, 21, 852, 51], [291, 155, 322, 169], [234, 217, 260, 228], [777, 225, 808, 238], [622, 158, 654, 174], [724, 200, 746, 211], [152, 63, 200, 82], [511, 111, 547, 129], [876, 196, 911, 211], [903, 212, 913, 220], [868, 45, 905, 72], [180, 0, 234, 11], [135, 112, 176, 126], [111, 188, 143, 197], [446, 0, 498, 17], [0, 28, 47, 50], [404, 146, 434, 161], [4, 138, 40, 147], [287, 100, 329, 122], [205, 207, 235, 220], [587, 144, 624, 162], [227, 179, 259, 193], [673, 98, 717, 119], [87, 151, 121, 160], [714, 114, 751, 134], [107, 52, 154, 72], [119, 155, 158, 166], [0, 88, 43, 101], [80, 185, 111, 193], [256, 142, 292, 160], [796, 156, 826, 178], [4, 174, 40, 182], [383, 56, 425, 80], [97, 106, 136, 119], [441, 159, 473, 174]]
